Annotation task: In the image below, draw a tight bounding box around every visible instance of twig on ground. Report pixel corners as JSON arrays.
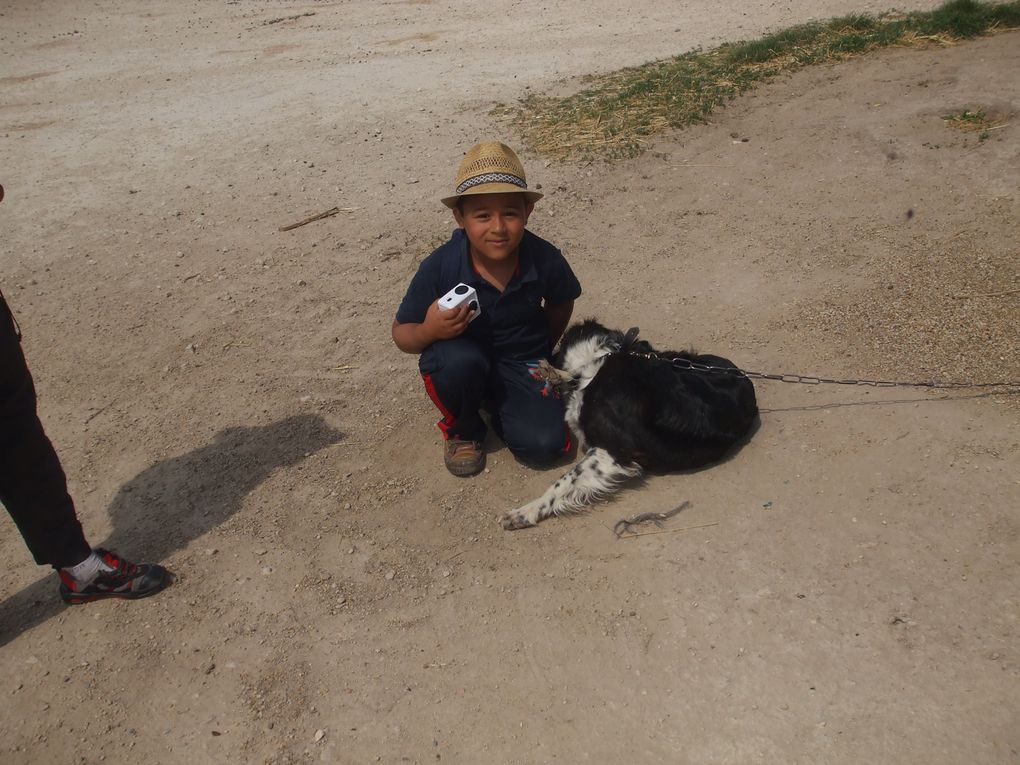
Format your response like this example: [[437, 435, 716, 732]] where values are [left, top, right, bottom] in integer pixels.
[[279, 206, 358, 231], [84, 402, 113, 425], [264, 12, 315, 26], [617, 521, 720, 539], [614, 500, 691, 538]]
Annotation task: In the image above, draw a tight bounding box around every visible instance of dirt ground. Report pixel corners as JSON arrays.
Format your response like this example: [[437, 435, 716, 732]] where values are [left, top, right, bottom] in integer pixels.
[[1, 1, 1018, 763]]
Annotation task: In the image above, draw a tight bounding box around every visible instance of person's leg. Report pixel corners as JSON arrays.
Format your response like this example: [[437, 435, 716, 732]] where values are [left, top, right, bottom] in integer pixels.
[[0, 293, 91, 568], [490, 357, 572, 467], [0, 292, 169, 602], [419, 337, 491, 475], [419, 337, 491, 442]]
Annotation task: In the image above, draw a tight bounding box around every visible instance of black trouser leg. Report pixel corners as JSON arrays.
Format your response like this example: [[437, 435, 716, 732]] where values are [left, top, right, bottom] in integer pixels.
[[418, 336, 491, 443], [0, 292, 91, 569]]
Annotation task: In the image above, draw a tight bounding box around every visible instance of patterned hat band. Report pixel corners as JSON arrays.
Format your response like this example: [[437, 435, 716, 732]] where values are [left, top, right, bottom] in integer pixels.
[[456, 172, 527, 194]]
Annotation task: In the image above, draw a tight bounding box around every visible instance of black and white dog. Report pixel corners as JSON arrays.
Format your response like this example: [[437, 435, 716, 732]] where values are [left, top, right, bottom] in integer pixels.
[[501, 320, 759, 530]]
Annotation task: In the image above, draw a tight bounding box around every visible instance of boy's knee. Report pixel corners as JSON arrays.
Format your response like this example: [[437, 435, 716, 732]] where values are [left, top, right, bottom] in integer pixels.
[[506, 428, 569, 467], [420, 338, 489, 380]]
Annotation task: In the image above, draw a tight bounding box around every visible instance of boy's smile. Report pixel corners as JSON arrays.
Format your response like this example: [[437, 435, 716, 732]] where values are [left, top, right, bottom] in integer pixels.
[[453, 192, 534, 265]]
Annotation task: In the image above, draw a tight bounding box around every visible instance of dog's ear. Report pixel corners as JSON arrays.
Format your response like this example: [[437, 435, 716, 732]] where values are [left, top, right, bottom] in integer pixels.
[[620, 327, 643, 352]]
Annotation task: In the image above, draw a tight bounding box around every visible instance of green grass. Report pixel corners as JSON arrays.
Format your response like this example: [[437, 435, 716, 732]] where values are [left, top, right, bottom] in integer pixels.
[[942, 107, 1010, 139], [500, 0, 1020, 160]]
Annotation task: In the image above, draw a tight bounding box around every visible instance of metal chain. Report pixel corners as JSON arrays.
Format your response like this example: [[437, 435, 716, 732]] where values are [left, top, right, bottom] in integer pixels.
[[630, 352, 1020, 390]]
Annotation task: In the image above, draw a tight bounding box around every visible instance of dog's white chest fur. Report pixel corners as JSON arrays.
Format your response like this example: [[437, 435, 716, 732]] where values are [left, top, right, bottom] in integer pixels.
[[559, 335, 616, 450]]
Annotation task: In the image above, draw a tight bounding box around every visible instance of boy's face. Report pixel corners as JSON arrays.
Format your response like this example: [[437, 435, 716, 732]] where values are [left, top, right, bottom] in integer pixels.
[[453, 192, 534, 264]]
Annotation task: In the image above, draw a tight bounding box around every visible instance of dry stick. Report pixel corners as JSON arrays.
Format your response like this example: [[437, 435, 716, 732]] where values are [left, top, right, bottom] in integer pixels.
[[617, 521, 719, 539], [614, 500, 691, 537], [264, 12, 315, 26], [84, 402, 113, 425], [279, 206, 358, 232]]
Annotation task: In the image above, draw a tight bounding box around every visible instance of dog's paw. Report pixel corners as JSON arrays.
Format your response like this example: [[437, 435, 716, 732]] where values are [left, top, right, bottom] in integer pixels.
[[501, 510, 536, 531]]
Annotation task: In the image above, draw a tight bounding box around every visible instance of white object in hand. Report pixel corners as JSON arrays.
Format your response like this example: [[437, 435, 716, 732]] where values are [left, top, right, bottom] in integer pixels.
[[438, 283, 481, 322]]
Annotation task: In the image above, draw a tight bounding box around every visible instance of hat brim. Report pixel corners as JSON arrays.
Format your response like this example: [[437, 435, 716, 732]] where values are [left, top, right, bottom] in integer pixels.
[[441, 182, 543, 209]]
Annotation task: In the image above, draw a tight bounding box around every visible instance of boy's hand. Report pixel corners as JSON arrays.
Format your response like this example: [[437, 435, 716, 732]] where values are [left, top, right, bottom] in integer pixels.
[[423, 299, 474, 340], [391, 299, 477, 354]]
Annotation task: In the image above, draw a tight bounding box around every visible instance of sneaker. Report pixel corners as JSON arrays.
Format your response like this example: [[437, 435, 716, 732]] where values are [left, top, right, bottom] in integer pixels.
[[444, 439, 485, 477], [59, 549, 171, 604]]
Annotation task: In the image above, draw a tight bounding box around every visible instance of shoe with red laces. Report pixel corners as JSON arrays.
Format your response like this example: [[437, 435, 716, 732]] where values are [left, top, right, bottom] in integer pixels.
[[444, 439, 485, 477], [58, 549, 170, 604]]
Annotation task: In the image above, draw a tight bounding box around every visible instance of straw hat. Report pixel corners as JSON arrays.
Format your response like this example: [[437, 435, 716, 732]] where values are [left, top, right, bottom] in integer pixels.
[[441, 141, 543, 209]]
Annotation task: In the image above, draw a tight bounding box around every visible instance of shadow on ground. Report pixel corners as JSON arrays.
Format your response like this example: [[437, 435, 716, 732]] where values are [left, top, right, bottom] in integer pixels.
[[0, 413, 343, 646]]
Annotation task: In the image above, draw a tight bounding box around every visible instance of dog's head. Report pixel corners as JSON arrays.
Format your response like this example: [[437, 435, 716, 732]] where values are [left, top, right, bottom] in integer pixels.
[[554, 319, 626, 378]]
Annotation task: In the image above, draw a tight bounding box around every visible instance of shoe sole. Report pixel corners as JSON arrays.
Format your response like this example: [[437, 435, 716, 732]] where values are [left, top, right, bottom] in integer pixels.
[[60, 575, 172, 605], [446, 464, 484, 477]]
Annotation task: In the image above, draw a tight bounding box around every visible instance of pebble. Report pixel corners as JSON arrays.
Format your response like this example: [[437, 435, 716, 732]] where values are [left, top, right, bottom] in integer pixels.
[[314, 729, 325, 742], [261, 566, 274, 575], [385, 571, 395, 580]]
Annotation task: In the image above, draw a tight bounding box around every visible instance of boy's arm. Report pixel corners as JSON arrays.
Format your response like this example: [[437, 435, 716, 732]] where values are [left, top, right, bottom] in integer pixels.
[[392, 301, 474, 354], [544, 299, 574, 349]]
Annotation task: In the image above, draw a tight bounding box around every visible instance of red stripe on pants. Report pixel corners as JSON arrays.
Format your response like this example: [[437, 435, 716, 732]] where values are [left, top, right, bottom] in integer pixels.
[[421, 373, 455, 439]]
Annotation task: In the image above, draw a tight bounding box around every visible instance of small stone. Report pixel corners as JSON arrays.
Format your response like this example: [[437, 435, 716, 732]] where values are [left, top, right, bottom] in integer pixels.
[[314, 729, 325, 742], [261, 566, 274, 575], [442, 570, 451, 578], [385, 571, 395, 581], [205, 548, 218, 556]]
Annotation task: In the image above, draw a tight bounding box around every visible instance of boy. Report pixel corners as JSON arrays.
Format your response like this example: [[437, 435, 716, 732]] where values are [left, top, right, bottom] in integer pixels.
[[392, 142, 581, 476]]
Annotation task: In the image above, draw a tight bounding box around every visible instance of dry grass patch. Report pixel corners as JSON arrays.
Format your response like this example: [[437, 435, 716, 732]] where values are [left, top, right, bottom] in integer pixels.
[[942, 107, 1012, 139], [500, 0, 1020, 160]]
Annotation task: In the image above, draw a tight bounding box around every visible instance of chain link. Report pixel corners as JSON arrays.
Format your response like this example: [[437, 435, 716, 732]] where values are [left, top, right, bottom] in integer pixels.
[[630, 353, 1020, 390]]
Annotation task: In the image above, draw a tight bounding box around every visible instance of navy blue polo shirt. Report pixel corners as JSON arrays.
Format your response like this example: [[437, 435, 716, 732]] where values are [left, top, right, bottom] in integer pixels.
[[395, 228, 581, 360]]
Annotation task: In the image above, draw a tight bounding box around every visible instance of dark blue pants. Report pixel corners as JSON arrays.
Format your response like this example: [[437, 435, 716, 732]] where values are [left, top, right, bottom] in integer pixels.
[[0, 292, 91, 568], [419, 337, 571, 467]]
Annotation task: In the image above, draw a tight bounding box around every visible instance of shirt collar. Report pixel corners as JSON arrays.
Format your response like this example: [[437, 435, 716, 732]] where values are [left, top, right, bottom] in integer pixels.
[[454, 228, 539, 290]]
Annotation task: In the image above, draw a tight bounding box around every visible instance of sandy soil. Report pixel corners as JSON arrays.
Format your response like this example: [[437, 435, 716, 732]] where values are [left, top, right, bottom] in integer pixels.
[[1, 1, 1018, 763]]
